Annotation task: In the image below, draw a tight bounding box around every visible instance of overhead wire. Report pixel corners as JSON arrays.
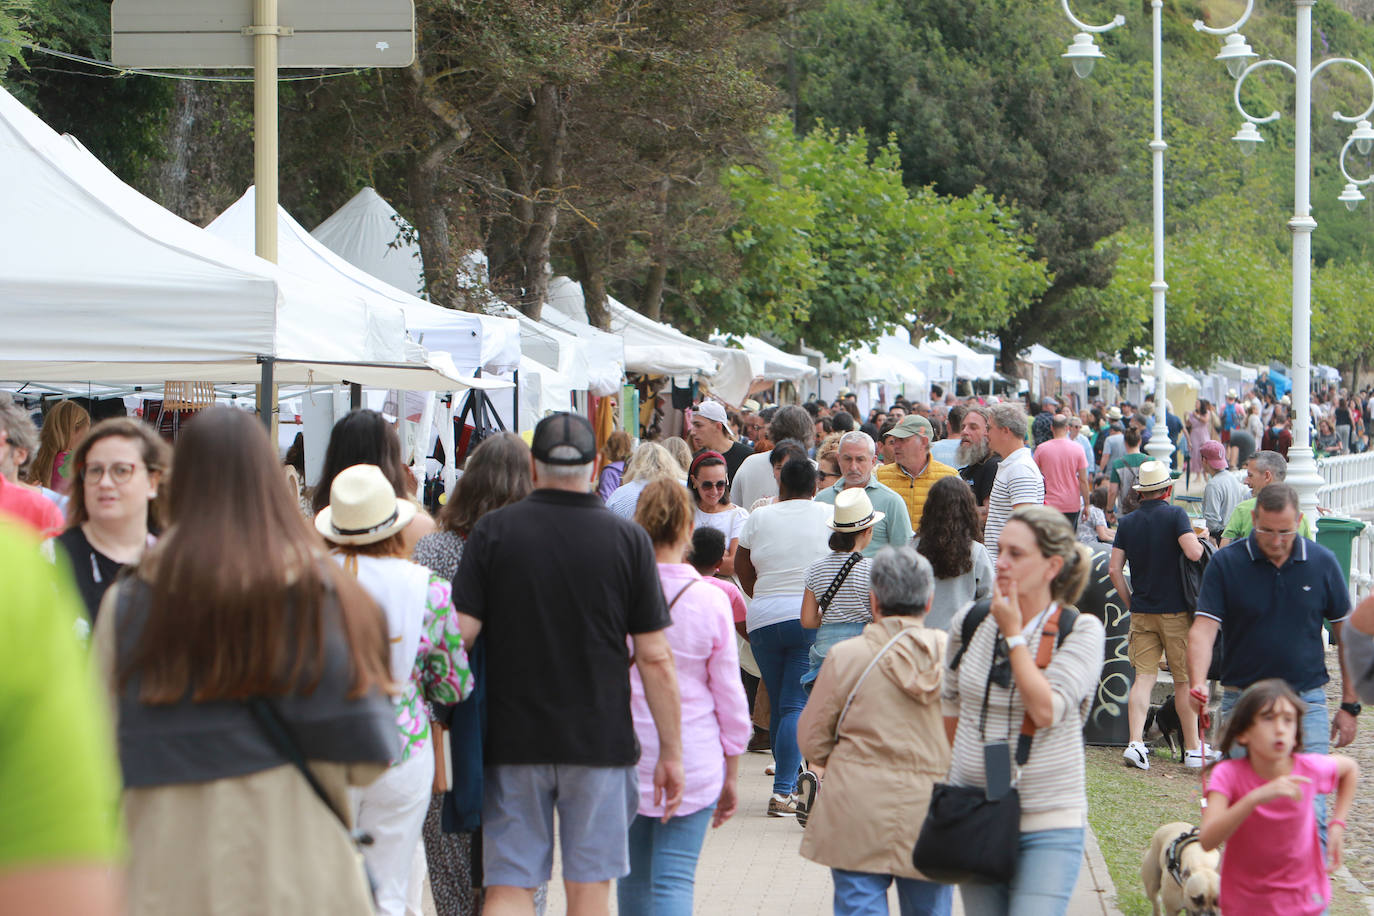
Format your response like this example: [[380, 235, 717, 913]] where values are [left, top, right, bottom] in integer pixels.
[[3, 38, 369, 83]]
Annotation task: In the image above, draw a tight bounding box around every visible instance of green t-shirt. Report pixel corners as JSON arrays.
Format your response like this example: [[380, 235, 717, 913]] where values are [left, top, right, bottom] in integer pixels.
[[1221, 497, 1314, 542], [0, 521, 122, 866], [1109, 451, 1151, 486]]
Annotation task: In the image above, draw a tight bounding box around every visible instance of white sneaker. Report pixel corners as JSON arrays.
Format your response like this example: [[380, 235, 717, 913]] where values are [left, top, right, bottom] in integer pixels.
[[1123, 742, 1150, 770], [1184, 747, 1222, 768]]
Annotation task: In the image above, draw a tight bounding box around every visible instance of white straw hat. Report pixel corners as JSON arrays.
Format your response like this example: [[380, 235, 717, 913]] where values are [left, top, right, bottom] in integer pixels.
[[828, 487, 884, 533], [1131, 460, 1174, 492], [315, 464, 417, 545]]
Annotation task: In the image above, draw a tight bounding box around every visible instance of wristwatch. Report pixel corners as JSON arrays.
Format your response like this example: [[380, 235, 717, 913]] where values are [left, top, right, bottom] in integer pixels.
[[1004, 633, 1028, 652], [1340, 702, 1361, 717]]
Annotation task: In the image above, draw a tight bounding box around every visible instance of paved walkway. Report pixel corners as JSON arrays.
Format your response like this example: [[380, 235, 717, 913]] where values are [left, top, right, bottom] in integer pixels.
[[536, 757, 1122, 915]]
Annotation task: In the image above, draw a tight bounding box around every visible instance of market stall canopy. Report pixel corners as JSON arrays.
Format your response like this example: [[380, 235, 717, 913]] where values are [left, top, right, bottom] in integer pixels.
[[313, 186, 426, 297], [710, 334, 817, 387], [1025, 344, 1086, 383], [0, 88, 503, 389], [848, 346, 928, 389], [1141, 362, 1201, 416], [537, 306, 626, 396], [546, 276, 755, 403], [876, 333, 942, 382], [915, 328, 998, 379], [212, 187, 520, 376]]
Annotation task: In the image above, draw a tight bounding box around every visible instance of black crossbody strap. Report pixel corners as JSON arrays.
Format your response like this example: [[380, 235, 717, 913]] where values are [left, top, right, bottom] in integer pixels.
[[248, 699, 352, 832], [819, 552, 863, 612]]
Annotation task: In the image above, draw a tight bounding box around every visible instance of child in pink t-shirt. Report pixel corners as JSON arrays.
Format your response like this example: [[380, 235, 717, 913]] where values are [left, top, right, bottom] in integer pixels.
[[1200, 679, 1359, 916]]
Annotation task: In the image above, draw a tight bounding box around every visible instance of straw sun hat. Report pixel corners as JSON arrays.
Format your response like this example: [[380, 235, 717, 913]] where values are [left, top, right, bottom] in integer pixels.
[[1131, 460, 1174, 493], [828, 487, 885, 533], [315, 464, 417, 545]]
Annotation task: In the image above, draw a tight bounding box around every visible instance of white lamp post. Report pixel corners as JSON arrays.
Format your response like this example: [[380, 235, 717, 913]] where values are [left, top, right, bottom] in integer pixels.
[[1208, 0, 1374, 518], [1059, 0, 1250, 464]]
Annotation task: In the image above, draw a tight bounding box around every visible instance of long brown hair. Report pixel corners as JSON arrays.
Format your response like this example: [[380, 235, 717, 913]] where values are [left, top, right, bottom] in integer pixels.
[[27, 400, 89, 489], [66, 418, 171, 530], [437, 432, 532, 536], [917, 475, 981, 579], [123, 407, 391, 703]]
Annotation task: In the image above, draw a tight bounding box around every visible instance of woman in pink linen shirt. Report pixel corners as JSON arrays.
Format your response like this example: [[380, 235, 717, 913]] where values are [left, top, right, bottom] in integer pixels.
[[623, 478, 752, 916]]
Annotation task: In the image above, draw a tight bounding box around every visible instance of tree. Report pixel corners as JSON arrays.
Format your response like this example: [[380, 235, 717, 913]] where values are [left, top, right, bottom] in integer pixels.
[[686, 119, 1047, 360], [794, 0, 1128, 371]]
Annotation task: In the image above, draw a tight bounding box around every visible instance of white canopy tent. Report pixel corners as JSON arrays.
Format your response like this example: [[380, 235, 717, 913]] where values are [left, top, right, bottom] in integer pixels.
[[0, 87, 494, 391], [546, 276, 756, 405], [313, 186, 426, 297], [710, 334, 817, 389], [212, 187, 520, 377], [916, 329, 998, 379]]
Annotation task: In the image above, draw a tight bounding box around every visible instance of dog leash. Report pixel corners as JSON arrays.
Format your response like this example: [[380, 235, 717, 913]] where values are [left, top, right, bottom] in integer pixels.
[[1192, 686, 1212, 810]]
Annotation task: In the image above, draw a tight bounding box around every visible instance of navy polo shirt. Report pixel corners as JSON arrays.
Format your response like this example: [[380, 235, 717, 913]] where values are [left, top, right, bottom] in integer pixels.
[[1196, 535, 1351, 692], [1111, 497, 1192, 614]]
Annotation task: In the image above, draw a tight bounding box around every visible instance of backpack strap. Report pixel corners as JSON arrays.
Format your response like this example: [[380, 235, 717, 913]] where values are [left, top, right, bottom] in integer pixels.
[[949, 600, 1076, 672]]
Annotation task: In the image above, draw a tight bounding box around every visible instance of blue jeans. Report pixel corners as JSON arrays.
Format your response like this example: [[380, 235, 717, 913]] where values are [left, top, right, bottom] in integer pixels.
[[958, 827, 1084, 916], [750, 618, 815, 795], [1221, 685, 1329, 843], [617, 806, 715, 916], [831, 868, 953, 916], [803, 621, 868, 691]]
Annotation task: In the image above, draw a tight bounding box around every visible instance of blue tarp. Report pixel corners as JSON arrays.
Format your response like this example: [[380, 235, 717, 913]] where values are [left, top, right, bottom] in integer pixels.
[[1268, 370, 1292, 397]]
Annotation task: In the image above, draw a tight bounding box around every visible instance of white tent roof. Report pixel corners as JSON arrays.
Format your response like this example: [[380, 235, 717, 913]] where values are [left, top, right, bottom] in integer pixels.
[[1025, 344, 1086, 384], [211, 187, 519, 378], [710, 334, 817, 387], [848, 347, 928, 389], [0, 87, 500, 389], [313, 186, 426, 297], [547, 276, 756, 404], [537, 306, 626, 396], [917, 329, 997, 379], [876, 333, 942, 382]]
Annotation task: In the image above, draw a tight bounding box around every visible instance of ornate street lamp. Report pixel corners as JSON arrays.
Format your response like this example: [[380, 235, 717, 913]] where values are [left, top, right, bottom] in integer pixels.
[[1207, 0, 1374, 517], [1059, 0, 1250, 463]]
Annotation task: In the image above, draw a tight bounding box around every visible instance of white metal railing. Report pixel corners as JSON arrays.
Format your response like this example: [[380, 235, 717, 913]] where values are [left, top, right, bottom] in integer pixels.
[[1317, 452, 1374, 516], [1352, 524, 1374, 606]]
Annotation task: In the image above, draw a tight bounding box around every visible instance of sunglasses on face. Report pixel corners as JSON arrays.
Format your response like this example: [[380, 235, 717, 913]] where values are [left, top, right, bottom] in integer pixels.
[[80, 462, 140, 484], [697, 480, 727, 491]]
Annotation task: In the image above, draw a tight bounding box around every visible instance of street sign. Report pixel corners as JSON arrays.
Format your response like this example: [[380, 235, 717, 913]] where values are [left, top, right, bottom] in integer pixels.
[[111, 0, 415, 69]]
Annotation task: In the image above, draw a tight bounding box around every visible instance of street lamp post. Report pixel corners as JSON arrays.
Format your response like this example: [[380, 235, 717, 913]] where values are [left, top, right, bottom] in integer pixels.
[[1059, 1, 1249, 464], [1207, 0, 1374, 518]]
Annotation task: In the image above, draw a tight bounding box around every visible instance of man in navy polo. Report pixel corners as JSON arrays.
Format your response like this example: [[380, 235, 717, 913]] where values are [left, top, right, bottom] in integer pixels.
[[1187, 483, 1358, 833]]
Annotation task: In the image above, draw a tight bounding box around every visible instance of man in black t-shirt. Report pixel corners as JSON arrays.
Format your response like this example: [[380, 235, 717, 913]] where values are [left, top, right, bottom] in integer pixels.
[[956, 406, 999, 526], [452, 413, 683, 910], [690, 399, 753, 481]]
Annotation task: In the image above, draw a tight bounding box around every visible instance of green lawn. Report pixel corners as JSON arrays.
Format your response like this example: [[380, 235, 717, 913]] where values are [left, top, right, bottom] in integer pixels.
[[1083, 746, 1367, 916]]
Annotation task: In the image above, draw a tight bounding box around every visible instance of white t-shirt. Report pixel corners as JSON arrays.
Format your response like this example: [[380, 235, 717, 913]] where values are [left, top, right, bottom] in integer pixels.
[[985, 446, 1044, 563], [738, 499, 833, 631], [729, 451, 777, 510], [693, 504, 748, 545]]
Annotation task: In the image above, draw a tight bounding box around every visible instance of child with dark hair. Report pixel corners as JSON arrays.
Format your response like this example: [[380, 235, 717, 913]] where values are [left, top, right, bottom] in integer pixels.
[[689, 526, 749, 630], [1200, 679, 1358, 916]]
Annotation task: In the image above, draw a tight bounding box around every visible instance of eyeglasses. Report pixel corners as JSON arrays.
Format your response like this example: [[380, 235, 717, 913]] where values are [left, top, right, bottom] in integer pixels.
[[818, 470, 841, 480], [697, 480, 727, 491], [1254, 527, 1299, 539], [80, 462, 140, 484]]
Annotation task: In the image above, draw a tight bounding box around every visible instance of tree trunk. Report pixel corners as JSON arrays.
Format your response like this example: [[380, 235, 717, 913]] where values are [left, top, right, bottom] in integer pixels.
[[154, 82, 198, 218], [514, 82, 567, 321], [641, 262, 668, 322], [998, 327, 1020, 377], [571, 234, 611, 330], [408, 140, 463, 309]]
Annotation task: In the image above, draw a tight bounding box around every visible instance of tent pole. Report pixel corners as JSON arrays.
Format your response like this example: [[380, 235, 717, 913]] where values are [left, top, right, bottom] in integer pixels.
[[350, 383, 362, 410], [513, 368, 520, 433], [257, 357, 275, 432]]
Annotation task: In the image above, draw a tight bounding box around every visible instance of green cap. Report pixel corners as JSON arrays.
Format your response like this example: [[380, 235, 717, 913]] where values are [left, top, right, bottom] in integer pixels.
[[886, 415, 933, 439]]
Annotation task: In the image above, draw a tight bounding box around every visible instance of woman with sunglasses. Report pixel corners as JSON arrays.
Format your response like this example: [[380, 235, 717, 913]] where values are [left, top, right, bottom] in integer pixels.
[[51, 418, 170, 622], [689, 451, 748, 577], [941, 506, 1105, 915]]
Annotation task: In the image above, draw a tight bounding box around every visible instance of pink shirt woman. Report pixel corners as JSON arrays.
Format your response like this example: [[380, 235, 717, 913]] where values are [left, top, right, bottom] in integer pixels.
[[629, 563, 752, 816]]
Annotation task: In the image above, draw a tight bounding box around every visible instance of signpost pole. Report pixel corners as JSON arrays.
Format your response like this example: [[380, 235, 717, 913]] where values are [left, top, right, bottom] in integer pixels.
[[251, 0, 281, 434]]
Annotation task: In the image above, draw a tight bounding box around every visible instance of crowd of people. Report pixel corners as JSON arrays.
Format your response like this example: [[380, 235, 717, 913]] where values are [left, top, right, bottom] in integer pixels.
[[6, 377, 1374, 916]]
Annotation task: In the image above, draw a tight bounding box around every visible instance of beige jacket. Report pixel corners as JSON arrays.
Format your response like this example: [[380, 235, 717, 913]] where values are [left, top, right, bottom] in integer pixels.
[[797, 617, 949, 879]]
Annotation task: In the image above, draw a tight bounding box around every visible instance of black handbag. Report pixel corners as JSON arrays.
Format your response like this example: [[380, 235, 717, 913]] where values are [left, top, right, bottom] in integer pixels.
[[912, 605, 1074, 885]]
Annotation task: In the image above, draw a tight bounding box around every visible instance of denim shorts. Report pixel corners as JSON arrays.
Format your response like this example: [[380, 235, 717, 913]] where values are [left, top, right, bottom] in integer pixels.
[[483, 763, 638, 887]]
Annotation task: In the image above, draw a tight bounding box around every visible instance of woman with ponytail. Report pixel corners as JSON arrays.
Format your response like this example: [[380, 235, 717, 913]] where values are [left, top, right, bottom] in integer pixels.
[[941, 506, 1106, 916]]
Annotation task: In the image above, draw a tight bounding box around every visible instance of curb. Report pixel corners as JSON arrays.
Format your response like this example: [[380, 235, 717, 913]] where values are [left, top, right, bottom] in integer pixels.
[[1082, 824, 1125, 916]]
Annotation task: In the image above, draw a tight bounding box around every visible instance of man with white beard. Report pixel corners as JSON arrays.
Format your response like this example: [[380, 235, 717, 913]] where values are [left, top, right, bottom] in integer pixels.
[[956, 406, 998, 527]]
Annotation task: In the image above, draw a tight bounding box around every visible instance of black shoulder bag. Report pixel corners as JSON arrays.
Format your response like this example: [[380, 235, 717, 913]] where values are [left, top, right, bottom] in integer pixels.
[[912, 604, 1074, 885]]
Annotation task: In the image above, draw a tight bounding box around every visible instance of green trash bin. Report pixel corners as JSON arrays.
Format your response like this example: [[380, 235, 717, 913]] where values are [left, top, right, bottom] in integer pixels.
[[1316, 516, 1366, 640], [1316, 516, 1366, 585]]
